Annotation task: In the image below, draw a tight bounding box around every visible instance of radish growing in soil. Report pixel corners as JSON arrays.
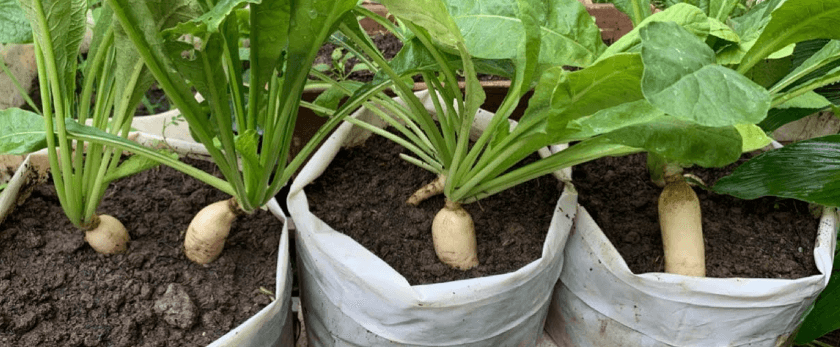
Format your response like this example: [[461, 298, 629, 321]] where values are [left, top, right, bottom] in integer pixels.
[[96, 0, 381, 263], [0, 2, 166, 254]]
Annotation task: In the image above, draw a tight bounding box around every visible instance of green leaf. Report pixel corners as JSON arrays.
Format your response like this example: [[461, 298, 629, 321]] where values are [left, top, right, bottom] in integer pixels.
[[704, 0, 739, 22], [162, 0, 260, 45], [772, 40, 840, 93], [445, 0, 606, 67], [758, 107, 823, 132], [380, 0, 462, 49], [713, 135, 840, 206], [641, 21, 770, 127], [603, 0, 651, 26], [604, 119, 742, 167], [565, 99, 665, 140], [550, 53, 645, 124], [707, 17, 739, 43], [104, 152, 176, 183], [0, 108, 45, 154], [234, 129, 260, 170], [734, 124, 771, 152], [0, 0, 33, 43], [599, 3, 709, 61], [776, 91, 832, 110], [248, 0, 289, 93], [19, 0, 87, 102], [739, 0, 840, 74], [794, 255, 840, 344]]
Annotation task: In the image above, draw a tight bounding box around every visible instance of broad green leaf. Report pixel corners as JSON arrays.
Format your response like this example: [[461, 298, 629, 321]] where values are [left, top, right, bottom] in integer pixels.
[[0, 0, 32, 43], [708, 17, 738, 43], [163, 0, 260, 45], [776, 91, 832, 110], [794, 255, 840, 344], [550, 53, 645, 124], [19, 0, 87, 103], [734, 124, 771, 152], [704, 0, 739, 22], [714, 0, 781, 65], [604, 119, 742, 167], [739, 0, 840, 74], [564, 100, 665, 140], [104, 152, 175, 183], [641, 21, 770, 127], [713, 135, 840, 205], [599, 3, 709, 61], [380, 37, 515, 82], [248, 0, 289, 92], [0, 108, 45, 154], [234, 129, 260, 170], [604, 0, 651, 26], [380, 0, 461, 49], [772, 40, 840, 94], [445, 0, 606, 67]]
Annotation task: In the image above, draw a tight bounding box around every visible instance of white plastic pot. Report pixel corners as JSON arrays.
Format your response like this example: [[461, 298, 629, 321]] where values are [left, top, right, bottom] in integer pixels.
[[546, 177, 838, 346], [287, 90, 575, 346], [0, 113, 294, 347]]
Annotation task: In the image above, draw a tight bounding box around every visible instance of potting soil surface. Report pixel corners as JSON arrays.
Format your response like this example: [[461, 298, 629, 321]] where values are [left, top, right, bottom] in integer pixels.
[[304, 133, 563, 285], [574, 153, 820, 278], [0, 158, 281, 346]]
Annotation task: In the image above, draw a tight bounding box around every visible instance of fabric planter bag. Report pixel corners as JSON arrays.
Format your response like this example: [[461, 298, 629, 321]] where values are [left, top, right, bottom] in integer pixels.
[[0, 114, 295, 347], [287, 90, 576, 346], [546, 193, 837, 346]]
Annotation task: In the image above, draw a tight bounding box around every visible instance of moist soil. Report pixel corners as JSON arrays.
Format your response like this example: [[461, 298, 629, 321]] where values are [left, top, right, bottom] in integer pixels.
[[0, 158, 281, 347], [303, 133, 563, 285], [573, 153, 820, 279]]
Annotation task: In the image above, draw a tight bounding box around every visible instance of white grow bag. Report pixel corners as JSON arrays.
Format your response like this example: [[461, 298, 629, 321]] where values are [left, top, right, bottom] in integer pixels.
[[546, 162, 838, 346], [0, 113, 294, 347], [287, 90, 576, 346]]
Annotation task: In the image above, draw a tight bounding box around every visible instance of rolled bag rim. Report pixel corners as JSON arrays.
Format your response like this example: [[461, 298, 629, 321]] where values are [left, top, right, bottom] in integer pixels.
[[287, 90, 577, 345]]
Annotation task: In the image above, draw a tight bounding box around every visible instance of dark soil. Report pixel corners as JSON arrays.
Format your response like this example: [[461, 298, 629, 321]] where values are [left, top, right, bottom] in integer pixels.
[[303, 133, 563, 285], [573, 153, 820, 279], [0, 158, 281, 347]]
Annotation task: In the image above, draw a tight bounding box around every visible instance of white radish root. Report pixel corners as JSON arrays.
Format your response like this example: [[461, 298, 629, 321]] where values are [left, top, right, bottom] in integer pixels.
[[407, 175, 446, 206], [432, 200, 478, 270], [184, 198, 241, 264], [84, 214, 130, 254], [658, 175, 705, 277]]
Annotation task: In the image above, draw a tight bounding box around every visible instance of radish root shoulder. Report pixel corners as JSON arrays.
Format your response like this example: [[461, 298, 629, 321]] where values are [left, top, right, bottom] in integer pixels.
[[658, 174, 705, 277], [84, 214, 130, 254], [432, 200, 478, 270], [184, 198, 244, 264]]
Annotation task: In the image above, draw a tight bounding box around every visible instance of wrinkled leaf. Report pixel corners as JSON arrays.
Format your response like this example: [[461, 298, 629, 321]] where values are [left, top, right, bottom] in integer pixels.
[[19, 0, 86, 102], [380, 0, 461, 49], [163, 0, 259, 45], [641, 21, 770, 127], [550, 53, 645, 124], [708, 17, 739, 43], [599, 3, 709, 61], [704, 0, 739, 22], [234, 129, 260, 170], [445, 0, 605, 67], [0, 0, 32, 43], [248, 0, 290, 94], [605, 119, 742, 167], [0, 108, 45, 154], [713, 135, 840, 206]]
